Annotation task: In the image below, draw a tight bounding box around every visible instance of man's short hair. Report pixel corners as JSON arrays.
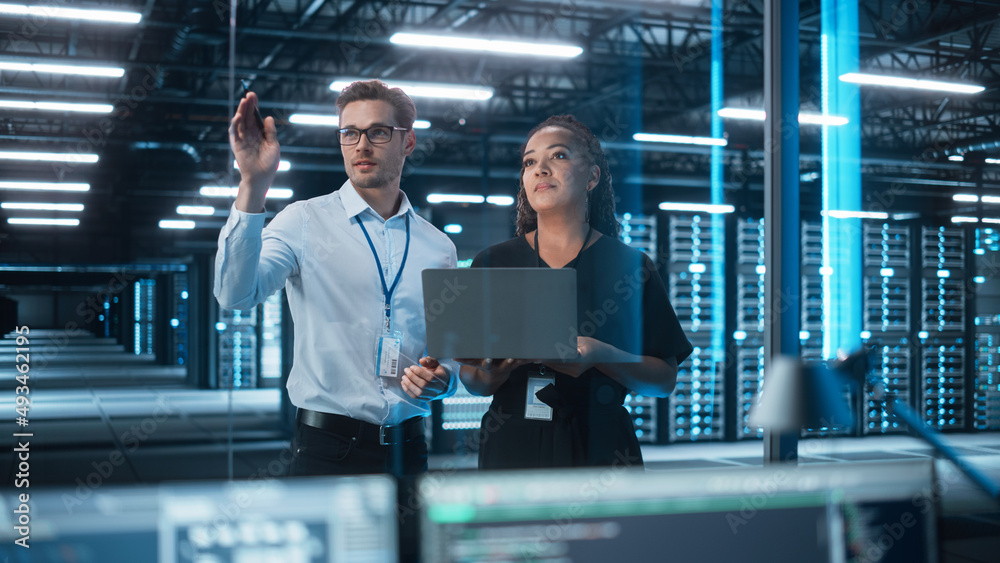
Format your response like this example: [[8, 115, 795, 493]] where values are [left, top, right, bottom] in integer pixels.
[[335, 80, 417, 129]]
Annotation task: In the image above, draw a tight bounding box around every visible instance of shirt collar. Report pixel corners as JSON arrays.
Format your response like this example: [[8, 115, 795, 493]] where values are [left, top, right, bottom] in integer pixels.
[[339, 179, 413, 221]]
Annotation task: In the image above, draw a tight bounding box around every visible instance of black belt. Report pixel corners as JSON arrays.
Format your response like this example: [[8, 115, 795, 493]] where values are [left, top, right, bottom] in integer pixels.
[[297, 409, 424, 446]]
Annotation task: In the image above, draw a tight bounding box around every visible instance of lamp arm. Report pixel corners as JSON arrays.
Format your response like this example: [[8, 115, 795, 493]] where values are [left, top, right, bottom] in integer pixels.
[[882, 392, 1000, 506]]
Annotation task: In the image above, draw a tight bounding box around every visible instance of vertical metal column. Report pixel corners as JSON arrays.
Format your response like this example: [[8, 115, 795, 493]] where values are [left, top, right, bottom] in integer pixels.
[[764, 0, 801, 464]]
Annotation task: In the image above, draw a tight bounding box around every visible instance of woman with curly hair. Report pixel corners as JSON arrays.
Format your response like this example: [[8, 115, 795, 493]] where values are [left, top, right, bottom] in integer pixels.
[[459, 115, 692, 470]]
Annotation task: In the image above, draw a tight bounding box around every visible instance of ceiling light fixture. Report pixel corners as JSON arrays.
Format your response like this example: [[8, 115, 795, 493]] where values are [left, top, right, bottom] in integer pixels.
[[0, 4, 141, 24], [176, 205, 215, 215], [657, 202, 735, 213], [1, 202, 83, 211], [426, 194, 485, 204], [718, 108, 849, 126], [0, 61, 125, 77], [331, 79, 493, 101], [289, 113, 431, 129], [822, 210, 890, 219], [234, 160, 291, 172], [0, 151, 98, 163], [199, 186, 293, 199], [634, 133, 727, 147], [389, 32, 583, 58], [0, 100, 113, 113], [8, 217, 79, 226], [839, 72, 984, 94], [0, 181, 90, 191], [159, 220, 195, 229], [486, 195, 515, 206]]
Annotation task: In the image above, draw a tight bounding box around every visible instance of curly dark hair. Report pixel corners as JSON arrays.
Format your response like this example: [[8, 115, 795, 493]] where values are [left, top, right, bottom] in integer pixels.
[[514, 115, 620, 238]]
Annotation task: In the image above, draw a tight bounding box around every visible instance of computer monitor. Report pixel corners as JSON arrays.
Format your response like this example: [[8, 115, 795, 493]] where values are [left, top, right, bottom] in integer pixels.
[[2, 475, 398, 563], [419, 459, 938, 563]]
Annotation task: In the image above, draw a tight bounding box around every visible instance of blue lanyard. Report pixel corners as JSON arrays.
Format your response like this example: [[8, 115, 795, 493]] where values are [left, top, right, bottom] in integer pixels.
[[356, 213, 410, 331]]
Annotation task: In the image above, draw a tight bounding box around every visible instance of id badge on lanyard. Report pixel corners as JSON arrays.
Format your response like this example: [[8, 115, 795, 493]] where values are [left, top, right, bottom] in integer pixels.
[[525, 367, 555, 421], [357, 214, 411, 379], [376, 329, 403, 378]]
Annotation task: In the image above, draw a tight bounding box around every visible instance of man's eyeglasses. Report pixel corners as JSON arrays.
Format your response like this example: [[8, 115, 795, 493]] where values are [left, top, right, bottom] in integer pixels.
[[338, 126, 409, 145]]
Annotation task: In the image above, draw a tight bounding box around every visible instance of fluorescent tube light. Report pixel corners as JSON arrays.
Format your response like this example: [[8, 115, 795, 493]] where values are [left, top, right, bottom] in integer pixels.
[[8, 217, 79, 226], [822, 210, 890, 219], [289, 113, 339, 126], [0, 181, 89, 191], [798, 113, 849, 126], [949, 155, 1000, 165], [0, 4, 141, 24], [0, 61, 124, 77], [486, 195, 515, 206], [234, 160, 290, 172], [289, 114, 431, 129], [159, 220, 195, 229], [983, 196, 1000, 204], [1, 202, 83, 211], [443, 224, 463, 234], [0, 151, 98, 163], [426, 194, 485, 204], [953, 194, 979, 202], [0, 100, 113, 113], [199, 186, 293, 199], [176, 205, 215, 215], [331, 79, 493, 101], [718, 108, 848, 126], [954, 216, 1000, 224], [389, 32, 582, 58], [633, 133, 727, 147], [840, 72, 984, 94], [657, 202, 735, 213], [718, 108, 766, 120]]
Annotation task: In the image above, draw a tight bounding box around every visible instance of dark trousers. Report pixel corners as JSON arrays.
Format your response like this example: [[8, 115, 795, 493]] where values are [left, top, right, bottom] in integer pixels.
[[287, 419, 427, 562], [287, 420, 428, 477]]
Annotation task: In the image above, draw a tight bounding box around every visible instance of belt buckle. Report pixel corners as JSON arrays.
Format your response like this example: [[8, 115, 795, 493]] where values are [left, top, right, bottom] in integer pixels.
[[379, 424, 396, 446]]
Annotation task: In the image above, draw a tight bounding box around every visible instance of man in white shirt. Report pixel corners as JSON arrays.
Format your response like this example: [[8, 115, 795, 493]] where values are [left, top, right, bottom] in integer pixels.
[[215, 80, 458, 478]]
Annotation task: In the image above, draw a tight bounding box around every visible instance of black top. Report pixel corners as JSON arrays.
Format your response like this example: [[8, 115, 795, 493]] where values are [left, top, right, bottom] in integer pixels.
[[472, 233, 693, 470]]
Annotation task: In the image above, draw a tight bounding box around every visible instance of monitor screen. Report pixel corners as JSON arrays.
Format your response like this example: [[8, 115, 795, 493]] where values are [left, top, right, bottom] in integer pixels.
[[420, 459, 938, 563], [2, 475, 398, 563]]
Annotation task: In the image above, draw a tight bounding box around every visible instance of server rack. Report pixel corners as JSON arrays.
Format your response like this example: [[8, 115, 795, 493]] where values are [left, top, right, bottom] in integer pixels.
[[133, 278, 156, 356], [862, 221, 911, 434], [218, 306, 258, 389], [666, 214, 724, 442], [735, 218, 766, 440], [621, 213, 658, 443], [920, 226, 966, 430], [973, 226, 1000, 430]]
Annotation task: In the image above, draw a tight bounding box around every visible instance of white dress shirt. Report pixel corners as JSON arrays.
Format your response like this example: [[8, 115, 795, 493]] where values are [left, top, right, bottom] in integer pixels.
[[214, 180, 458, 425]]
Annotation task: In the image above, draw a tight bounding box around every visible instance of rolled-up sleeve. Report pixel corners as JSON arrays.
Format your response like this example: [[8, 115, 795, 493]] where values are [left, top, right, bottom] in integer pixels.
[[214, 203, 301, 310]]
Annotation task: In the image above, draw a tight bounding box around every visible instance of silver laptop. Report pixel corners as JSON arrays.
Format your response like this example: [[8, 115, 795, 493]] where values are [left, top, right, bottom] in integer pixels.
[[422, 268, 578, 360]]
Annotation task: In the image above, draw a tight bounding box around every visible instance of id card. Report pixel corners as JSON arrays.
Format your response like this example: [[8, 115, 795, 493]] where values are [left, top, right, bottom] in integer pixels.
[[525, 376, 555, 421], [376, 331, 403, 378]]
